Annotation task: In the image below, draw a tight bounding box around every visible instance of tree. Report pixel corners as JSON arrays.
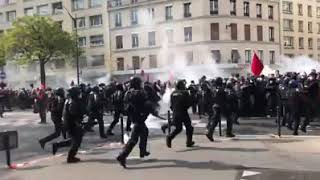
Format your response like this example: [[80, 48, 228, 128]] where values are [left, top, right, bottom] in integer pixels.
[[3, 16, 77, 86], [0, 35, 6, 67]]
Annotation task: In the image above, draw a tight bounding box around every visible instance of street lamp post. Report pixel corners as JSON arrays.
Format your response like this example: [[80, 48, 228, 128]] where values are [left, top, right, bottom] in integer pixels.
[[64, 7, 80, 85]]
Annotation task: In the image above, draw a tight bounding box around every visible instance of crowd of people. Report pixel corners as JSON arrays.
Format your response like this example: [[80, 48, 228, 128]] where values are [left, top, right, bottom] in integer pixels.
[[0, 69, 319, 167]]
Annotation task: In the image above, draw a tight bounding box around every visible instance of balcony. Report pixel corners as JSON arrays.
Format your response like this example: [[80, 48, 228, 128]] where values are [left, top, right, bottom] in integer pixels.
[[107, 0, 156, 9]]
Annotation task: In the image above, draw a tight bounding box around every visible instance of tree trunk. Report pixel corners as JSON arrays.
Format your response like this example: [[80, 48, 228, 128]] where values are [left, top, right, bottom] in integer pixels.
[[40, 60, 46, 87], [39, 60, 47, 124]]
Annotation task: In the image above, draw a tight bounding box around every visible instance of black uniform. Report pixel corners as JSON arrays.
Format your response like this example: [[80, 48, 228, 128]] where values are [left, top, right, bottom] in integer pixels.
[[63, 87, 84, 163], [166, 80, 194, 148], [265, 78, 279, 117], [206, 78, 235, 141], [85, 87, 107, 138], [39, 89, 66, 149], [107, 84, 125, 135], [117, 77, 151, 168], [188, 82, 198, 114]]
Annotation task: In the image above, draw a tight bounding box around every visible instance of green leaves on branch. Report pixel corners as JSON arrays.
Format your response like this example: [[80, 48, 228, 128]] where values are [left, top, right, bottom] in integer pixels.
[[4, 16, 78, 65]]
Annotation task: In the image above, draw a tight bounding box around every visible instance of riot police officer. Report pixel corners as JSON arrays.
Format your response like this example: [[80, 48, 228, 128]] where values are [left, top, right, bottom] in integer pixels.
[[107, 83, 125, 136], [165, 80, 194, 148], [117, 77, 151, 168], [206, 77, 235, 142], [63, 87, 85, 163], [39, 88, 66, 149], [85, 86, 107, 138]]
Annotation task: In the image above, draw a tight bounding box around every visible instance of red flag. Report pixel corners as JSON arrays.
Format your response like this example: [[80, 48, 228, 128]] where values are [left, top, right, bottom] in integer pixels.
[[251, 52, 264, 76]]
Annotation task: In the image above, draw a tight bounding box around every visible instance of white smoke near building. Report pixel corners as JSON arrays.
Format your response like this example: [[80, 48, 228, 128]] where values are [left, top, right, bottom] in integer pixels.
[[278, 55, 320, 74]]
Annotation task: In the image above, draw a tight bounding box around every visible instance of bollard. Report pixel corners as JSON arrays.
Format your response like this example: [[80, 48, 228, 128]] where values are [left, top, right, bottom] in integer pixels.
[[167, 110, 171, 135], [120, 115, 124, 144], [277, 106, 281, 137], [218, 116, 222, 137], [4, 135, 11, 167]]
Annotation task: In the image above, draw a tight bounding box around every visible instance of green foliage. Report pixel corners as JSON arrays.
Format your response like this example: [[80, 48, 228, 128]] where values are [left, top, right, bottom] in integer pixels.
[[4, 16, 77, 65], [0, 35, 6, 66]]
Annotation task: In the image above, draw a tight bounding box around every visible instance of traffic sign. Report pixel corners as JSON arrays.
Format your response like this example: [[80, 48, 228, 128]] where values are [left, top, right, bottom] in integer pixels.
[[0, 71, 6, 79]]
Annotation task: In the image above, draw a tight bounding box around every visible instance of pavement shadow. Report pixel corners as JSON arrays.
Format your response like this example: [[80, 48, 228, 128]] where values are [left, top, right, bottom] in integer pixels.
[[176, 146, 269, 153], [126, 159, 255, 171]]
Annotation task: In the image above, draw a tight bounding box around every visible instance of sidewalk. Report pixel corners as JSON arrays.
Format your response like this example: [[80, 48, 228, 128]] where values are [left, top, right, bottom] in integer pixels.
[[2, 134, 320, 180]]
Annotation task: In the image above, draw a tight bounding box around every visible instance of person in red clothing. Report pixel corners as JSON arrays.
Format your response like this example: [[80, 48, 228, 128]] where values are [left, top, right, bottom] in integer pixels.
[[37, 84, 48, 124]]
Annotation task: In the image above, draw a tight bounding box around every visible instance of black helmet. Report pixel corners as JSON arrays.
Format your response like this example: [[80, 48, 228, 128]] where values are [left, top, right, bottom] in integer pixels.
[[68, 87, 81, 98], [116, 83, 124, 91], [130, 76, 143, 89], [176, 80, 186, 90], [215, 77, 223, 87], [92, 86, 100, 93], [55, 88, 65, 97], [288, 80, 298, 89], [226, 80, 233, 89]]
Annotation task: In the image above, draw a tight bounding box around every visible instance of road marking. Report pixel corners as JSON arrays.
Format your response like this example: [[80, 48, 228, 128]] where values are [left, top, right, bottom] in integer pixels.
[[242, 170, 261, 177]]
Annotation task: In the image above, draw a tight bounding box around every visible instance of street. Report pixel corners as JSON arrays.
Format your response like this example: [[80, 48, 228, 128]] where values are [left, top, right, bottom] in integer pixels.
[[1, 110, 320, 180]]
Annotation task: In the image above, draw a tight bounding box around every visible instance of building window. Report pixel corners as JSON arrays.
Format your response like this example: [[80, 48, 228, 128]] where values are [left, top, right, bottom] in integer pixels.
[[299, 37, 304, 49], [186, 51, 193, 65], [147, 8, 155, 20], [79, 56, 87, 68], [132, 34, 139, 48], [78, 37, 86, 47], [72, 0, 84, 10], [116, 35, 123, 49], [298, 21, 304, 32], [165, 6, 173, 20], [90, 15, 102, 27], [24, 8, 34, 16], [269, 27, 274, 42], [115, 0, 122, 6], [131, 9, 138, 25], [148, 31, 156, 46], [244, 2, 249, 17], [257, 50, 263, 62], [245, 50, 251, 63], [256, 4, 262, 18], [317, 38, 320, 50], [308, 5, 312, 17], [317, 7, 320, 17], [268, 6, 274, 19], [115, 12, 122, 27], [132, 56, 140, 69], [230, 23, 237, 40], [166, 29, 174, 43], [52, 2, 63, 15], [37, 5, 49, 16], [211, 23, 219, 40], [56, 21, 63, 30], [90, 35, 104, 47], [149, 55, 157, 68], [244, 24, 250, 41], [269, 51, 275, 64], [89, 0, 102, 8], [74, 17, 86, 28], [231, 50, 240, 63], [210, 0, 218, 15], [211, 50, 221, 63], [309, 54, 314, 59], [298, 4, 303, 16], [283, 19, 293, 31], [117, 58, 124, 70], [184, 3, 192, 18], [283, 1, 292, 14], [308, 22, 313, 33], [230, 0, 236, 16], [257, 26, 263, 41], [91, 55, 105, 66], [308, 38, 313, 49], [6, 11, 16, 22], [184, 27, 192, 42], [284, 36, 294, 49], [131, 0, 138, 4], [318, 23, 320, 34]]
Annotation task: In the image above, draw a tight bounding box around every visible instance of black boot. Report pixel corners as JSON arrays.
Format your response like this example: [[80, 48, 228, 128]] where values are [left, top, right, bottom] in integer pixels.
[[205, 133, 214, 142], [67, 157, 81, 163], [52, 143, 58, 155], [39, 139, 46, 149], [166, 136, 172, 148], [186, 141, 195, 147], [116, 155, 127, 168], [140, 151, 150, 158]]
